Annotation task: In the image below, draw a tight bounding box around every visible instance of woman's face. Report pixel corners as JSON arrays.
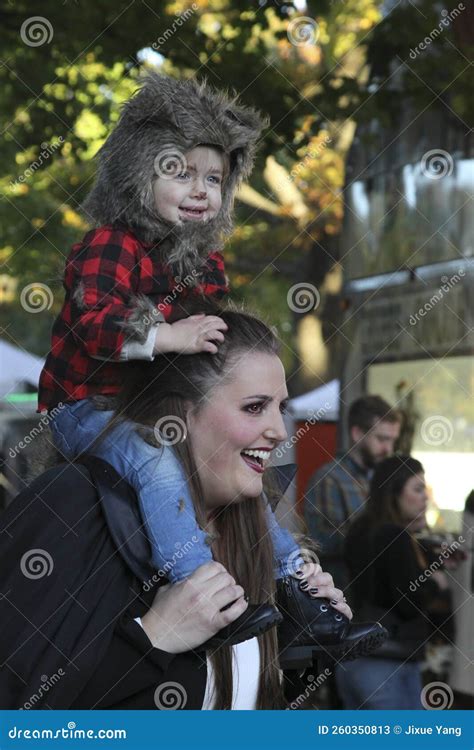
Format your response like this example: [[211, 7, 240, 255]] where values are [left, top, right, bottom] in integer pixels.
[[397, 472, 428, 528], [186, 352, 289, 512]]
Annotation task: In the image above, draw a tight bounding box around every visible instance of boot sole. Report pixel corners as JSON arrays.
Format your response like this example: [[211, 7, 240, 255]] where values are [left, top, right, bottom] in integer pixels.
[[279, 624, 388, 670], [204, 610, 283, 652]]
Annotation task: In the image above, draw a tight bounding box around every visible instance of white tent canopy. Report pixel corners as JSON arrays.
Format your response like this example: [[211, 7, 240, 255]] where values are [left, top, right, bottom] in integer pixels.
[[0, 340, 44, 399], [288, 379, 340, 421]]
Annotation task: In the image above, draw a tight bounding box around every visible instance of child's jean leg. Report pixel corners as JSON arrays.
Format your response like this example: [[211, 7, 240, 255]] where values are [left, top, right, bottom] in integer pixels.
[[50, 399, 213, 581], [265, 502, 305, 579]]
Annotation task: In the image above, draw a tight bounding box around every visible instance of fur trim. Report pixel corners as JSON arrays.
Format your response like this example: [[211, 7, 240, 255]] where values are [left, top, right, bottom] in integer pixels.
[[81, 73, 268, 278], [72, 281, 86, 310], [118, 294, 164, 344], [90, 395, 119, 411], [73, 284, 164, 345], [26, 429, 63, 481]]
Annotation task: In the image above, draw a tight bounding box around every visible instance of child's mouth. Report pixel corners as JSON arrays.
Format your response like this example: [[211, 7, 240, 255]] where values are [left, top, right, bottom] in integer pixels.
[[179, 206, 207, 220]]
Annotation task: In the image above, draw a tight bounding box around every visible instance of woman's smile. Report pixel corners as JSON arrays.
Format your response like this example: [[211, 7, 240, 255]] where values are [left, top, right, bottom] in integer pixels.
[[240, 448, 272, 474]]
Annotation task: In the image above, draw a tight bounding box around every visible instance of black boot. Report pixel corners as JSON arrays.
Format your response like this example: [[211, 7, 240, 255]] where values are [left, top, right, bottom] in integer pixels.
[[277, 576, 387, 669], [202, 603, 283, 652]]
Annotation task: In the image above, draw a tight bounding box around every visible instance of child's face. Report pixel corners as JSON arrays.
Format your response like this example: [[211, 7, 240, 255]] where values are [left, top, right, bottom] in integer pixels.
[[153, 146, 225, 224]]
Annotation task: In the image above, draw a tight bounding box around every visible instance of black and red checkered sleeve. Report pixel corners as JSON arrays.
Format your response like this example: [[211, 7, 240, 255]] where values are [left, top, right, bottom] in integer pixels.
[[66, 227, 142, 360], [193, 250, 230, 299]]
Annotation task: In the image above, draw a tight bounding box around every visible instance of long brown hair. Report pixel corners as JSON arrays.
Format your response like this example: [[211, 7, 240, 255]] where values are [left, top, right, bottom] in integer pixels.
[[365, 454, 424, 528], [104, 298, 286, 709], [362, 454, 428, 569]]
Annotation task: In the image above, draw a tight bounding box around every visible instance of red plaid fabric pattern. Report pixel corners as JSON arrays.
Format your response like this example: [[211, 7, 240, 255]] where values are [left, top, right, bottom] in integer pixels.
[[38, 225, 229, 411]]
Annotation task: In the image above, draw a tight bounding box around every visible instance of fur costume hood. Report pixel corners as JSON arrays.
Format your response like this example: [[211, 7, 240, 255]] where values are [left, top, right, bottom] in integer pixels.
[[82, 73, 268, 277]]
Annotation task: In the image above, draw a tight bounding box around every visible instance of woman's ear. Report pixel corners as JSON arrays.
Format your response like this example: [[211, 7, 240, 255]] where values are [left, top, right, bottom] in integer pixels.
[[184, 400, 195, 432]]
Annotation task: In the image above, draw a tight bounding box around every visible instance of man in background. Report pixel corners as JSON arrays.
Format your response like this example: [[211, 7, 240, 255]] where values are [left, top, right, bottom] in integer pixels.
[[304, 395, 401, 590]]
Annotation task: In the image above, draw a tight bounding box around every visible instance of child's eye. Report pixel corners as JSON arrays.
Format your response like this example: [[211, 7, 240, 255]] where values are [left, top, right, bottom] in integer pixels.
[[176, 172, 190, 180], [208, 175, 221, 185]]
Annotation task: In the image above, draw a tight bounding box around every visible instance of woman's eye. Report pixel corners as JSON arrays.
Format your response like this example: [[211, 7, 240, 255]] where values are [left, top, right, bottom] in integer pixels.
[[246, 402, 264, 414], [280, 403, 288, 415]]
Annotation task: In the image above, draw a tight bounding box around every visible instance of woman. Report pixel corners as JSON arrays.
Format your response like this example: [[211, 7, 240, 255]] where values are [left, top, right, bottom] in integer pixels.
[[0, 304, 353, 710], [335, 454, 450, 710]]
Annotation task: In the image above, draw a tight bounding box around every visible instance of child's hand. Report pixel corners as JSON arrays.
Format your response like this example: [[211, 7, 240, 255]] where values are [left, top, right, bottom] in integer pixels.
[[153, 314, 228, 355]]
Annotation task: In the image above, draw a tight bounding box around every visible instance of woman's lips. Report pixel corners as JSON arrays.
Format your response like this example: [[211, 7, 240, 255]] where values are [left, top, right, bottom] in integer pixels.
[[241, 454, 264, 475]]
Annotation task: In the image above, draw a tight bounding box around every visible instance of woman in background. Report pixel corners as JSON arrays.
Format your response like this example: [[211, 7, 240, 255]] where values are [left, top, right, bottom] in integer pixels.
[[336, 455, 450, 709]]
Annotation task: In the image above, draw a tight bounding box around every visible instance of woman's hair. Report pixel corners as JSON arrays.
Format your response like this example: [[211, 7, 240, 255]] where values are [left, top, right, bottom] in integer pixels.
[[104, 297, 285, 709], [365, 454, 424, 528]]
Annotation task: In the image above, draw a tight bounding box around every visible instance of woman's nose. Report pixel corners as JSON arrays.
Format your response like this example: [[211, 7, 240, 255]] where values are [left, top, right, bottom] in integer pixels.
[[263, 412, 288, 444]]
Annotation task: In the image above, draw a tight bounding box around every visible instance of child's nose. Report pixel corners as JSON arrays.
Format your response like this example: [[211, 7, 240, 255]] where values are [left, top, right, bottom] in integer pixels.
[[191, 177, 207, 197]]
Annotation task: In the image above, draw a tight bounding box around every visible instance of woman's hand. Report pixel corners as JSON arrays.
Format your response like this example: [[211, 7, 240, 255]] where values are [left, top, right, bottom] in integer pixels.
[[141, 561, 247, 653], [296, 562, 353, 621]]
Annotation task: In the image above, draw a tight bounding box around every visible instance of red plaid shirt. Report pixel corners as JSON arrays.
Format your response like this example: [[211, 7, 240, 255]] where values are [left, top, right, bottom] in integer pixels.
[[38, 225, 229, 411]]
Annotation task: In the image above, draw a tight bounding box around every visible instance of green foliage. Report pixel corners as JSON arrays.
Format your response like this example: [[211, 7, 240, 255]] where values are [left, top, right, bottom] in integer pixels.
[[0, 0, 469, 380]]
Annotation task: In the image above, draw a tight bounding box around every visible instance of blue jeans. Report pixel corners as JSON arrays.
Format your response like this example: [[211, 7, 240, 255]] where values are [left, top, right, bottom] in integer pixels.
[[335, 658, 423, 710], [50, 399, 301, 582]]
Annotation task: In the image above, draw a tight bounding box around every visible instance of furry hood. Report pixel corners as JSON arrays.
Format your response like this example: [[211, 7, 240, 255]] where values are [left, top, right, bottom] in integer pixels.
[[82, 73, 268, 277]]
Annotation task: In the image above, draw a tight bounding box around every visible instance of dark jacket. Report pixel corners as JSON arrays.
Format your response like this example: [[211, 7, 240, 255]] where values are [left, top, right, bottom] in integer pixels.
[[0, 457, 206, 709], [0, 457, 301, 709], [344, 519, 440, 660]]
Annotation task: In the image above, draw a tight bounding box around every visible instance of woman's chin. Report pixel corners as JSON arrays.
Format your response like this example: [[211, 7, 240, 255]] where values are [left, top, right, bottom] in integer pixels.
[[241, 477, 264, 499]]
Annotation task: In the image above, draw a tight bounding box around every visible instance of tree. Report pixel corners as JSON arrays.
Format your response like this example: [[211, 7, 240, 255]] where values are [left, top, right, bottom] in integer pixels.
[[6, 1, 467, 392]]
